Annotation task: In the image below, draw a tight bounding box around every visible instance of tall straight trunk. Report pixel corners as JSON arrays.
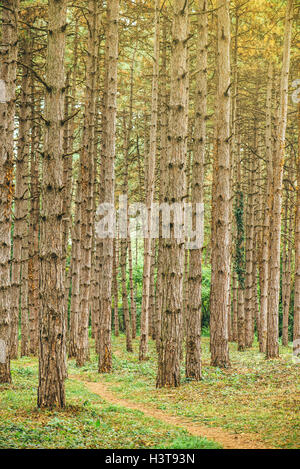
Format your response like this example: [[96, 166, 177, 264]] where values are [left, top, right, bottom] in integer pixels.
[[232, 272, 238, 342], [267, 0, 293, 359], [120, 237, 133, 352], [128, 236, 137, 339], [67, 19, 80, 358], [12, 42, 31, 358], [210, 0, 231, 368], [156, 0, 189, 388], [231, 6, 239, 344], [28, 78, 40, 356], [282, 187, 293, 346], [185, 0, 207, 381], [37, 0, 67, 408], [113, 238, 119, 336], [76, 0, 98, 366], [139, 0, 160, 361], [259, 63, 273, 353], [68, 178, 81, 358], [293, 101, 300, 358], [155, 17, 168, 352], [98, 0, 119, 373], [235, 133, 246, 351], [244, 151, 255, 348], [0, 0, 19, 383], [149, 239, 156, 340]]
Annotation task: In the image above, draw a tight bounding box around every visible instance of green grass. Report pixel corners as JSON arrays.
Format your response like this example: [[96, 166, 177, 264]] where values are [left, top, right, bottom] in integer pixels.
[[0, 353, 221, 449], [1, 334, 299, 449], [70, 335, 300, 449]]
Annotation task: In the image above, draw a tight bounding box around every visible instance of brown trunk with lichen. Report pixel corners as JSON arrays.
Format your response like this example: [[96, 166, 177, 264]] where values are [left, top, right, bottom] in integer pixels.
[[139, 0, 160, 361], [98, 0, 119, 373], [76, 0, 98, 367], [113, 238, 119, 336], [209, 0, 231, 368], [11, 41, 31, 358], [156, 0, 189, 388], [28, 77, 40, 356], [293, 102, 300, 358], [0, 0, 18, 382], [267, 0, 293, 359], [185, 0, 207, 381], [37, 0, 67, 408], [155, 16, 168, 353]]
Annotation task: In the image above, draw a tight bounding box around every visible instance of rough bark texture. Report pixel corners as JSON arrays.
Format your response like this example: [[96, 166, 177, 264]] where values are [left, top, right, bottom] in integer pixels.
[[139, 0, 160, 361], [259, 63, 273, 354], [155, 17, 168, 353], [293, 101, 300, 357], [0, 0, 19, 382], [185, 0, 207, 381], [113, 238, 119, 336], [128, 236, 137, 339], [76, 0, 98, 367], [14, 42, 31, 358], [281, 187, 293, 346], [98, 0, 119, 373], [209, 0, 231, 368], [37, 0, 67, 408], [267, 0, 293, 359], [156, 0, 189, 388]]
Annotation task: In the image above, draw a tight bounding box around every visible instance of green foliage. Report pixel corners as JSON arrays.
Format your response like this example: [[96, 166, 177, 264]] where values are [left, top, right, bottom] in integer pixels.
[[234, 191, 245, 288], [158, 435, 222, 450], [0, 356, 220, 449]]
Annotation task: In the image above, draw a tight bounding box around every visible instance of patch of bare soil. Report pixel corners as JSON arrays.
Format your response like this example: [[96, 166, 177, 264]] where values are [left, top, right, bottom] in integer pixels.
[[72, 376, 271, 449]]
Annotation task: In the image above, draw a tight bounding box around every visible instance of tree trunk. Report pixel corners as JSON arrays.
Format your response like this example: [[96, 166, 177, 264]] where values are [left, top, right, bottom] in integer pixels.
[[98, 0, 119, 373], [139, 0, 160, 361], [155, 16, 168, 353], [156, 0, 189, 387], [0, 0, 19, 383], [209, 0, 231, 368], [185, 0, 207, 381], [28, 78, 40, 356], [76, 0, 98, 367], [293, 101, 300, 358], [37, 0, 67, 408], [267, 0, 293, 359], [15, 42, 31, 358], [113, 238, 119, 336], [259, 63, 273, 354]]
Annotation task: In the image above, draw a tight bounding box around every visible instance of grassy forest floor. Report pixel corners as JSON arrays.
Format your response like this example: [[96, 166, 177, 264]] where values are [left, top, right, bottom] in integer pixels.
[[0, 335, 299, 449]]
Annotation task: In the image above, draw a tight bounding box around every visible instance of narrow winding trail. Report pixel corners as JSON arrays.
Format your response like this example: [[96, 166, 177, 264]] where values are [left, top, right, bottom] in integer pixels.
[[72, 377, 271, 450]]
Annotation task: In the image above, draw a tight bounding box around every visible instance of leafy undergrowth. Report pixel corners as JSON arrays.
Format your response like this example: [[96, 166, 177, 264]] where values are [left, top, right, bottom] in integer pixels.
[[0, 354, 221, 449], [69, 335, 300, 449]]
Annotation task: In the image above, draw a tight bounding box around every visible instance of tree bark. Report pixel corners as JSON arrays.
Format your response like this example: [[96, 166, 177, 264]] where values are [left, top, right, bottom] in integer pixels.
[[76, 0, 98, 367], [293, 101, 300, 358], [139, 0, 160, 361], [0, 0, 19, 382], [156, 0, 189, 387], [209, 0, 231, 368], [37, 0, 67, 408], [98, 0, 119, 373], [267, 0, 293, 359], [185, 0, 207, 380]]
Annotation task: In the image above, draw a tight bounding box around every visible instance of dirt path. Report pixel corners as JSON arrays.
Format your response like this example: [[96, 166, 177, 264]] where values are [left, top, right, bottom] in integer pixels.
[[72, 376, 270, 449]]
